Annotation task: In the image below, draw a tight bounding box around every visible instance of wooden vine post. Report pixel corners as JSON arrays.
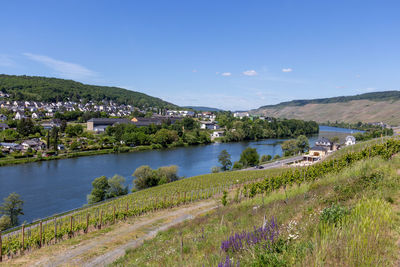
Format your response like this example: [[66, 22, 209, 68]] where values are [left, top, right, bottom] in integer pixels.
[[99, 210, 103, 229], [21, 224, 25, 252], [85, 214, 89, 233], [113, 206, 116, 224], [69, 216, 73, 237], [39, 220, 43, 247], [54, 218, 57, 243]]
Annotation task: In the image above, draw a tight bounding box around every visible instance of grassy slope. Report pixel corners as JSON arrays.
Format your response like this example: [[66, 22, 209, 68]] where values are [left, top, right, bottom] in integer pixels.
[[113, 144, 400, 266], [252, 99, 400, 125]]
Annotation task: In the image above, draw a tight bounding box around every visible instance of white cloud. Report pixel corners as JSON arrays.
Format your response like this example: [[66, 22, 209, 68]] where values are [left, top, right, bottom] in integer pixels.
[[221, 72, 232, 76], [23, 53, 96, 80], [0, 54, 17, 67], [282, 68, 293, 72], [243, 70, 258, 76]]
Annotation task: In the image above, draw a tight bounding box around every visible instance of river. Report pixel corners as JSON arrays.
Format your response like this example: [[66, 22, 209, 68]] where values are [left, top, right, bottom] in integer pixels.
[[0, 126, 362, 222]]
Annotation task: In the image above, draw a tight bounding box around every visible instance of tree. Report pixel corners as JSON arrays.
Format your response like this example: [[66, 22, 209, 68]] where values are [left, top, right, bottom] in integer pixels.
[[132, 165, 179, 190], [16, 118, 35, 137], [87, 176, 110, 204], [296, 135, 309, 153], [261, 154, 272, 163], [157, 165, 179, 184], [0, 215, 12, 230], [51, 127, 59, 151], [107, 175, 128, 198], [331, 136, 340, 144], [132, 165, 159, 190], [218, 149, 232, 171], [239, 147, 259, 167], [281, 139, 298, 156], [0, 192, 24, 226]]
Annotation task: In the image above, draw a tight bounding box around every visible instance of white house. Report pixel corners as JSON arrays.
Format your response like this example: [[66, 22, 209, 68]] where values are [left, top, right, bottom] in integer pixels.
[[233, 112, 249, 119], [200, 121, 220, 130], [14, 111, 27, 120], [212, 130, 224, 138], [345, 136, 356, 146]]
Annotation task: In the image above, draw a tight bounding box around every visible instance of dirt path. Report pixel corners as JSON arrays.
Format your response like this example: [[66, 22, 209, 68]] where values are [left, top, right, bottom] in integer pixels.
[[4, 200, 218, 267]]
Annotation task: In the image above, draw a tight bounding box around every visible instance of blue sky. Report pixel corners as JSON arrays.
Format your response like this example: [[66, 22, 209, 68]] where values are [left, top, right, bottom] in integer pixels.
[[1, 0, 399, 110]]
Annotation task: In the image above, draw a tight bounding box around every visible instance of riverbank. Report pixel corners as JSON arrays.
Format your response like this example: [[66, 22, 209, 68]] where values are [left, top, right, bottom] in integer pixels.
[[0, 145, 157, 167]]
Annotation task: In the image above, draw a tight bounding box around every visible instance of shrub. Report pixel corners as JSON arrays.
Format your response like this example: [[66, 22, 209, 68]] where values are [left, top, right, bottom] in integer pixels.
[[320, 203, 349, 226]]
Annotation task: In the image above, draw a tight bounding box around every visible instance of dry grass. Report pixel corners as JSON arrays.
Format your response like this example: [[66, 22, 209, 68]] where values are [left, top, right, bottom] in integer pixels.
[[254, 99, 400, 125]]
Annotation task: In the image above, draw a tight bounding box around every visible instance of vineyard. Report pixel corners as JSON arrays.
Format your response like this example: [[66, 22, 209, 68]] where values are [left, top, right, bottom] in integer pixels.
[[0, 162, 286, 260], [1, 137, 399, 261]]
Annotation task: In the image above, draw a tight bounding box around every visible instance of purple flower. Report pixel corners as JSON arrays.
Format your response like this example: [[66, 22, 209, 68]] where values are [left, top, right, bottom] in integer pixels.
[[219, 217, 279, 253]]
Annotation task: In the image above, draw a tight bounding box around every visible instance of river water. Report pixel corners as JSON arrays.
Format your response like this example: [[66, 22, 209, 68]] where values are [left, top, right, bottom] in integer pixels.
[[0, 126, 361, 222]]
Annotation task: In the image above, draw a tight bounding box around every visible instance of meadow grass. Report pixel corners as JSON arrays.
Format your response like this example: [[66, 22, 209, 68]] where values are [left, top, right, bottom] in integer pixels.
[[111, 155, 400, 267]]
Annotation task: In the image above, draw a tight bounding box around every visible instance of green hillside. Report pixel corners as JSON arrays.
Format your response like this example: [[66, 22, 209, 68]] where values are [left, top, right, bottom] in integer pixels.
[[252, 91, 400, 125], [0, 74, 177, 108]]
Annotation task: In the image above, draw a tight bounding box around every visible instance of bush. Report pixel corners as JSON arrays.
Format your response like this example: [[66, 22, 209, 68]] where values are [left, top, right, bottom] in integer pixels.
[[320, 203, 349, 226], [211, 166, 220, 173], [261, 154, 272, 163], [0, 215, 12, 230], [232, 161, 243, 170]]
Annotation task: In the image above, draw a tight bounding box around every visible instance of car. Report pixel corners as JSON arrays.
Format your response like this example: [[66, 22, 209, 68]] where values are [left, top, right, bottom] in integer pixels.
[[255, 165, 264, 169]]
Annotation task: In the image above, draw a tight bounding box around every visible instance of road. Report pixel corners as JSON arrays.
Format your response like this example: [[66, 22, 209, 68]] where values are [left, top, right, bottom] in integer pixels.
[[242, 155, 304, 171]]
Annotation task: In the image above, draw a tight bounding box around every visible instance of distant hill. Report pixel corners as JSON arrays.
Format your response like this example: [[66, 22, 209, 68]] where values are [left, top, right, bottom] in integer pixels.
[[183, 106, 224, 112], [251, 91, 400, 126], [0, 74, 177, 109]]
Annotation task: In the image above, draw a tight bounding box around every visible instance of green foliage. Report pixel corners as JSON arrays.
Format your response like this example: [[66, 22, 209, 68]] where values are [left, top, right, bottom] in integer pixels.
[[261, 154, 272, 163], [211, 166, 220, 173], [133, 165, 179, 190], [87, 175, 128, 204], [87, 176, 110, 204], [219, 115, 319, 142], [239, 147, 259, 167], [232, 161, 244, 170], [221, 190, 228, 206], [107, 175, 129, 199], [0, 74, 176, 108], [0, 192, 24, 226], [0, 215, 12, 231], [273, 154, 281, 160], [65, 124, 83, 137], [16, 118, 40, 137], [218, 149, 232, 171], [282, 135, 309, 156], [320, 204, 349, 226]]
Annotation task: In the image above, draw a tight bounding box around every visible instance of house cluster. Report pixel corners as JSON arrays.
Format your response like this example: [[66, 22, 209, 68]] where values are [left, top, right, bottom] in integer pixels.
[[0, 99, 139, 119], [304, 136, 356, 163], [0, 138, 46, 153]]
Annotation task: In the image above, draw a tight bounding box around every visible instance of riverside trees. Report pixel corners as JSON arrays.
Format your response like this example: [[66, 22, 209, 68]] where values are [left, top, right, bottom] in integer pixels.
[[0, 192, 24, 229]]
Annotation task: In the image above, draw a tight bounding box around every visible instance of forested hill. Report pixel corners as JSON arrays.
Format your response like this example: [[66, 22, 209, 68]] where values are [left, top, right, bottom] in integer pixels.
[[0, 74, 177, 108], [252, 91, 400, 125]]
